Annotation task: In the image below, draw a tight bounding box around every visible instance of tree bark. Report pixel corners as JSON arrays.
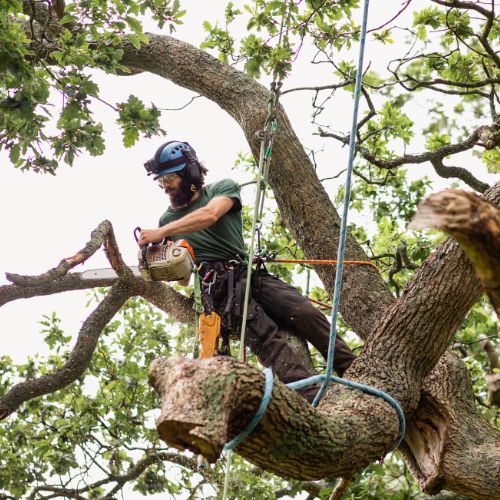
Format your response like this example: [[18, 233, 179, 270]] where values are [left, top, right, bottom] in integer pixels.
[[411, 189, 500, 314], [149, 356, 401, 478], [400, 352, 500, 499]]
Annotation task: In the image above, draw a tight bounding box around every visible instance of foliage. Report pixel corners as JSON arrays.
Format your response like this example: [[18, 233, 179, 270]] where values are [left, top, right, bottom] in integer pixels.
[[0, 0, 182, 172], [0, 296, 204, 498], [1, 0, 498, 498]]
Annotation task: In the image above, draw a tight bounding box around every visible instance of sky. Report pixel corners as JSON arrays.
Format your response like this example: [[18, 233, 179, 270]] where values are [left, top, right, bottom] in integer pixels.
[[0, 1, 496, 497]]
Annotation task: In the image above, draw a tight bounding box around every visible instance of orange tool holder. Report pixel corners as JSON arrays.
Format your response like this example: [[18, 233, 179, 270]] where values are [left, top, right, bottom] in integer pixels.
[[198, 311, 222, 359]]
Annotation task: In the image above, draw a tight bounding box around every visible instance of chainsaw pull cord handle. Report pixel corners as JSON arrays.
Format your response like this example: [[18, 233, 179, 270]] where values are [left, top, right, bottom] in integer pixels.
[[134, 226, 172, 245], [134, 227, 150, 270]]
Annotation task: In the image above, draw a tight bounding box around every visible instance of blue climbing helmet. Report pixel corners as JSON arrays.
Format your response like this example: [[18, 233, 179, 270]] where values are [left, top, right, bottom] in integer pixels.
[[144, 140, 199, 180]]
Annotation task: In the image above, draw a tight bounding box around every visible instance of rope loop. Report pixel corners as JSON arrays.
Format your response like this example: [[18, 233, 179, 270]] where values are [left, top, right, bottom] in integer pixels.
[[287, 375, 406, 448], [223, 368, 274, 451]]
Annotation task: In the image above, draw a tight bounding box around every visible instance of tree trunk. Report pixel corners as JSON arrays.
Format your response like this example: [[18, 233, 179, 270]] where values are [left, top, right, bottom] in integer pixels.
[[400, 352, 500, 499]]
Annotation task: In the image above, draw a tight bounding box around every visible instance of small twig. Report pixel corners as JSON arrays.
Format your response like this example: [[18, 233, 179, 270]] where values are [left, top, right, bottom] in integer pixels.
[[158, 95, 202, 111], [453, 334, 499, 346], [329, 477, 352, 500], [5, 220, 116, 286]]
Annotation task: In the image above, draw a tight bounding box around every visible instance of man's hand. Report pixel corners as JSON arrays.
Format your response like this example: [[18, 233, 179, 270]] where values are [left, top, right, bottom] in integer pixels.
[[138, 228, 167, 246]]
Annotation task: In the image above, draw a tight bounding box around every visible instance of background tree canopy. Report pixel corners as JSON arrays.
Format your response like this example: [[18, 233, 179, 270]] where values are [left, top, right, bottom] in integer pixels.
[[0, 0, 498, 498]]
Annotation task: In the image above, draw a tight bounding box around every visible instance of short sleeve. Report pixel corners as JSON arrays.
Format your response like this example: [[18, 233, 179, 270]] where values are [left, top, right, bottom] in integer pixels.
[[210, 179, 242, 212]]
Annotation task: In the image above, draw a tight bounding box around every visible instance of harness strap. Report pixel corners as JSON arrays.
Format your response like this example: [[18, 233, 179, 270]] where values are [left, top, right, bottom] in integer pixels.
[[224, 267, 235, 329], [193, 270, 203, 359], [233, 271, 245, 321]]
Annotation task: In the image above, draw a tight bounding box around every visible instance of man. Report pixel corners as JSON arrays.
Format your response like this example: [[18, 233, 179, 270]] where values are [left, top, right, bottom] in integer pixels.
[[139, 140, 355, 402]]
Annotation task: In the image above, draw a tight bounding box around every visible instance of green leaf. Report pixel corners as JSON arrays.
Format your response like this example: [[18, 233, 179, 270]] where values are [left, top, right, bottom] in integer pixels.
[[125, 16, 143, 34], [58, 14, 75, 25], [127, 33, 141, 49]]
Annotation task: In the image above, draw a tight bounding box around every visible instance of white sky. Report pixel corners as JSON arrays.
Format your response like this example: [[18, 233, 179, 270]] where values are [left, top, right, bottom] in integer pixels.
[[0, 1, 496, 497]]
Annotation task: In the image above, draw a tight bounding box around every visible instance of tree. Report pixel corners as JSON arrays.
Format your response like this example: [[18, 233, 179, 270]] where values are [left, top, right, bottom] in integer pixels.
[[1, 0, 499, 498]]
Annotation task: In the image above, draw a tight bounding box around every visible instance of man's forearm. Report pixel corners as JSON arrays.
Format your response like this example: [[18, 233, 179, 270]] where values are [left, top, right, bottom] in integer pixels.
[[161, 207, 218, 238], [138, 195, 234, 247]]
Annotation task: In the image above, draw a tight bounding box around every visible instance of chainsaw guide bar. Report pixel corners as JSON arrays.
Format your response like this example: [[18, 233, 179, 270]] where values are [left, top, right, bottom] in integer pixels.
[[80, 266, 141, 280]]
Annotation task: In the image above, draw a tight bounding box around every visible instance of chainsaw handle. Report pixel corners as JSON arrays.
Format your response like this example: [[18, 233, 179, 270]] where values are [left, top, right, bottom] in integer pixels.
[[134, 226, 172, 247], [133, 226, 143, 245]]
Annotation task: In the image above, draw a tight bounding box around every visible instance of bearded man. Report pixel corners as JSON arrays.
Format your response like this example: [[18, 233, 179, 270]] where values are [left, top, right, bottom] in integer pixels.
[[138, 140, 355, 402]]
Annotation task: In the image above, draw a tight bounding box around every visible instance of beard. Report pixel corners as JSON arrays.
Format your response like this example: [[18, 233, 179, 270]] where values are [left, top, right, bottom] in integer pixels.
[[167, 175, 196, 207]]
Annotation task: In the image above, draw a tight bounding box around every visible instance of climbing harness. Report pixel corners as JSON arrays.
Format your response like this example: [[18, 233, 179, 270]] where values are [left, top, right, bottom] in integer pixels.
[[220, 1, 406, 487]]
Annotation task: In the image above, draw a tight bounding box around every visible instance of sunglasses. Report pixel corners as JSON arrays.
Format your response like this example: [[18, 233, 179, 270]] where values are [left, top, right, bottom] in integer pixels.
[[157, 172, 178, 185]]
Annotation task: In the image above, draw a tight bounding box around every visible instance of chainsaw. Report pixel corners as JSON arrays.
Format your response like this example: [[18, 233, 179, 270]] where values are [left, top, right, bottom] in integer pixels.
[[80, 228, 221, 361], [81, 227, 195, 284]]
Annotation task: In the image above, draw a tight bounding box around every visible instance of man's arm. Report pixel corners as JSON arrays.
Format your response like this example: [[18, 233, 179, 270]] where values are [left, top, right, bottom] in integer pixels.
[[138, 196, 236, 246]]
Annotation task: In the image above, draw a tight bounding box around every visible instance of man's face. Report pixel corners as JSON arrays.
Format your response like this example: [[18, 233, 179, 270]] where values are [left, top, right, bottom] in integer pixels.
[[157, 172, 182, 196]]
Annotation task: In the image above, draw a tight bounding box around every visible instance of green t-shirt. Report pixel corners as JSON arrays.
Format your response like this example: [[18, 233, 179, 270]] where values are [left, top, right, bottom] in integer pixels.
[[158, 179, 247, 264]]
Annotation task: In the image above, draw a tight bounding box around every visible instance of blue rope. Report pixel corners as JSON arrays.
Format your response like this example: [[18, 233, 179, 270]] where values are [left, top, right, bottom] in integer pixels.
[[221, 0, 405, 457], [287, 375, 406, 448], [223, 367, 274, 451], [312, 0, 370, 407], [222, 370, 405, 452], [305, 0, 406, 448]]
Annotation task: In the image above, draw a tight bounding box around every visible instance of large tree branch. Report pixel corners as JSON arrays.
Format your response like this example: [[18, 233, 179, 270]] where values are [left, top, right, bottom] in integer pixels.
[[430, 158, 490, 193], [5, 220, 131, 286], [1, 219, 194, 323], [0, 273, 116, 307], [149, 356, 403, 479], [0, 270, 193, 324], [0, 281, 131, 421], [319, 120, 497, 192]]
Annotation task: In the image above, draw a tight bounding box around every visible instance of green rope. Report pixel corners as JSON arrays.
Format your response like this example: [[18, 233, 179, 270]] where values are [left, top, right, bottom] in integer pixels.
[[222, 15, 288, 500]]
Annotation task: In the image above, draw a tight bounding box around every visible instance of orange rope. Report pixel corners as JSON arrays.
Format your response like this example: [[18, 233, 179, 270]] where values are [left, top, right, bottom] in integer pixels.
[[270, 258, 378, 272], [308, 297, 332, 310]]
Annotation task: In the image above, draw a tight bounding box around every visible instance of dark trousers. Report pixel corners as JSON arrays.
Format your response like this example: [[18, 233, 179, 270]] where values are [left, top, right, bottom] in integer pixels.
[[208, 266, 356, 402]]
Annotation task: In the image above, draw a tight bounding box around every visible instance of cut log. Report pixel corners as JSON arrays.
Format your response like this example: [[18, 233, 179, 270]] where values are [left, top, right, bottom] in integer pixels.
[[410, 189, 500, 314]]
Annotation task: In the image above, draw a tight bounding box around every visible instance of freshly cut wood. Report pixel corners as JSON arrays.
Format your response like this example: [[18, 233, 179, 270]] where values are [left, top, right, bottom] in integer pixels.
[[411, 189, 500, 314]]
